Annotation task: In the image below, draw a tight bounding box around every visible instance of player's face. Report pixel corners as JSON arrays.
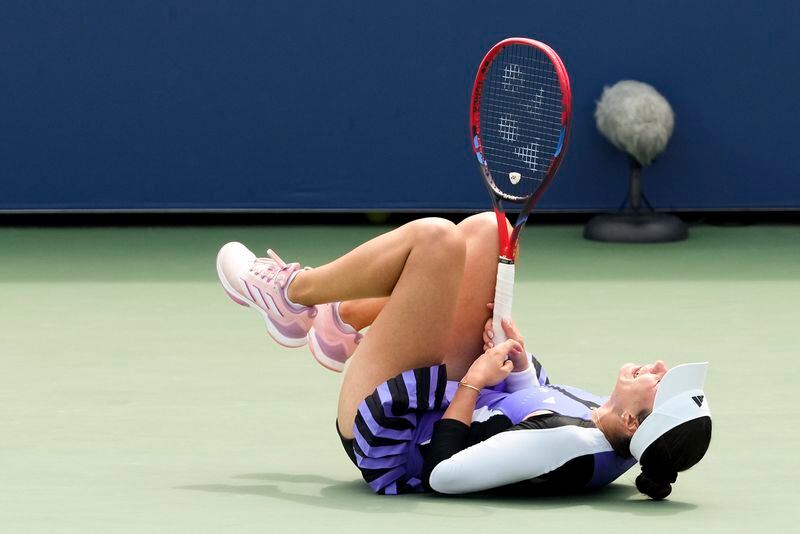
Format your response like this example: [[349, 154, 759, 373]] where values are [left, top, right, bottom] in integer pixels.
[[612, 360, 669, 417]]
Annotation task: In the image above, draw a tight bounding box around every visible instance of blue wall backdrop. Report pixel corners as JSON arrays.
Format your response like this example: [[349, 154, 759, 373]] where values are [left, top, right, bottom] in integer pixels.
[[2, 1, 799, 211]]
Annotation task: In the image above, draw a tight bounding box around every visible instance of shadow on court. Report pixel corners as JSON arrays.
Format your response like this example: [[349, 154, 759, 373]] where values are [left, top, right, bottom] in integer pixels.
[[179, 472, 697, 517]]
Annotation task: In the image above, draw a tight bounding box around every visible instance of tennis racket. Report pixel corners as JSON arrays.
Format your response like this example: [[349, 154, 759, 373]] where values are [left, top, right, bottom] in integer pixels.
[[470, 38, 572, 344]]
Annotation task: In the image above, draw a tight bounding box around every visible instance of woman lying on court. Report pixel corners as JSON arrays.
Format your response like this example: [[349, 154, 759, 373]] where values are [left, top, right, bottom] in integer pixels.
[[215, 213, 712, 500]]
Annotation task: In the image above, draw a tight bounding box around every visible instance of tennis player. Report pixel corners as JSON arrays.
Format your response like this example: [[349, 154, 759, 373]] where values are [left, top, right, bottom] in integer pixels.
[[216, 213, 711, 499]]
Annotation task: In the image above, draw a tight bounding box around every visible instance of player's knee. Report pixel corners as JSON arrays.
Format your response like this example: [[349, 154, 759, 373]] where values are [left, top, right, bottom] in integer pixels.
[[414, 218, 458, 240], [414, 218, 465, 258], [472, 212, 500, 232], [460, 211, 508, 238]]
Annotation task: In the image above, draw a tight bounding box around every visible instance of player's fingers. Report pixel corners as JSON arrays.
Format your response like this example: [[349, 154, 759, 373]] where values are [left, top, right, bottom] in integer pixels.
[[498, 338, 522, 352], [486, 345, 503, 361], [506, 339, 523, 355], [501, 318, 524, 344], [486, 302, 494, 310], [492, 339, 520, 358], [501, 317, 518, 335]]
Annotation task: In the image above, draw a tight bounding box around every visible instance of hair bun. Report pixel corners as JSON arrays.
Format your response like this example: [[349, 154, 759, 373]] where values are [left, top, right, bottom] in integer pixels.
[[636, 472, 673, 500]]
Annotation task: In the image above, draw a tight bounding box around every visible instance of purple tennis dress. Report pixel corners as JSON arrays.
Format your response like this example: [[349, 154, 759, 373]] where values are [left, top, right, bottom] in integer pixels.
[[343, 357, 636, 495]]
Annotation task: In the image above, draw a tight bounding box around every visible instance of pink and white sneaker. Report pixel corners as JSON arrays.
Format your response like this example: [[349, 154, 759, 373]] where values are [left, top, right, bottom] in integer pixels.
[[216, 242, 316, 348], [308, 302, 363, 372]]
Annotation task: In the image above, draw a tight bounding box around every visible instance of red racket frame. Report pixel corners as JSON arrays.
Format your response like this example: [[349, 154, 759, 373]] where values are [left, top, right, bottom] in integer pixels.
[[469, 37, 572, 260]]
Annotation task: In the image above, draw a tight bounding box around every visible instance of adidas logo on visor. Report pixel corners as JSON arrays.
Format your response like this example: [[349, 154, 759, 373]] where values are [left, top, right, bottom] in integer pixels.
[[692, 395, 705, 407]]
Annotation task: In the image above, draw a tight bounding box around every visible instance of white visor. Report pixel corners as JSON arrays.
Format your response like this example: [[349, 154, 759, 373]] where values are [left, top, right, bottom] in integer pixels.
[[630, 362, 711, 461]]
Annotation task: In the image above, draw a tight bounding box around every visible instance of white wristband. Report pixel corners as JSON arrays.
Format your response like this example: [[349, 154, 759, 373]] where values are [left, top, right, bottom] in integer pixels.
[[504, 364, 537, 392]]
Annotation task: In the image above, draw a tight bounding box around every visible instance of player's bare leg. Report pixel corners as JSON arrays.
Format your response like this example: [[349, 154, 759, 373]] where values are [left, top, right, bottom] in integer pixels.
[[287, 218, 465, 439], [442, 212, 511, 379], [338, 298, 388, 331], [328, 212, 510, 379]]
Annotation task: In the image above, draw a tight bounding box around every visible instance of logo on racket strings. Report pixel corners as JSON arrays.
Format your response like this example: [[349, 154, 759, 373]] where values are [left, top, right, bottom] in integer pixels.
[[499, 115, 519, 142], [502, 63, 524, 92], [514, 142, 541, 172]]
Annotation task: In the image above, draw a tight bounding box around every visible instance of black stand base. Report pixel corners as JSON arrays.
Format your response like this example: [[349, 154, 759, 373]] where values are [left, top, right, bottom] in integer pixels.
[[583, 212, 689, 243]]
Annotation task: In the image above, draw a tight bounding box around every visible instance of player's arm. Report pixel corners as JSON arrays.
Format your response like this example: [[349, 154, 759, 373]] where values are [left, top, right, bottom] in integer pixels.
[[425, 425, 608, 494], [421, 340, 519, 489]]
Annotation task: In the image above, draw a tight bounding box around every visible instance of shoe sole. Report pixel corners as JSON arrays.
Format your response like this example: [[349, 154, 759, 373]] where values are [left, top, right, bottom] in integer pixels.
[[307, 328, 346, 372], [216, 246, 308, 349]]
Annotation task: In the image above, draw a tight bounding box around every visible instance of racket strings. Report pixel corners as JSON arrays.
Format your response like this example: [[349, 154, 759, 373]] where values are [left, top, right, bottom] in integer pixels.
[[479, 44, 564, 198]]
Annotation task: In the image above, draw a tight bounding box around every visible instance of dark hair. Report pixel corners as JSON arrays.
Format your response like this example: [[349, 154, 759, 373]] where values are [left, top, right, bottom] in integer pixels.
[[635, 416, 712, 500], [605, 414, 712, 500]]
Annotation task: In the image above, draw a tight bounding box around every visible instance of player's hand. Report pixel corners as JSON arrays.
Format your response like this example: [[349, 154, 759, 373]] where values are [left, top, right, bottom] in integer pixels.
[[483, 303, 527, 370], [483, 303, 526, 351], [463, 339, 523, 389]]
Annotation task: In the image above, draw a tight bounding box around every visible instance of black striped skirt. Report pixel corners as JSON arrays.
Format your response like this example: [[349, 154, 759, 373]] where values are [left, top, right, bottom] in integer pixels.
[[340, 364, 451, 495]]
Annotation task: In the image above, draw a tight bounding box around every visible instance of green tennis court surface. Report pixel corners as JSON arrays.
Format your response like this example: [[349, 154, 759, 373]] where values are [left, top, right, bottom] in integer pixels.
[[1, 223, 797, 533]]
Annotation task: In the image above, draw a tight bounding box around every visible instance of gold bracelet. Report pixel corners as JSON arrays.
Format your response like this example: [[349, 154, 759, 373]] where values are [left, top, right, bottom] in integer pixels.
[[458, 381, 481, 394]]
